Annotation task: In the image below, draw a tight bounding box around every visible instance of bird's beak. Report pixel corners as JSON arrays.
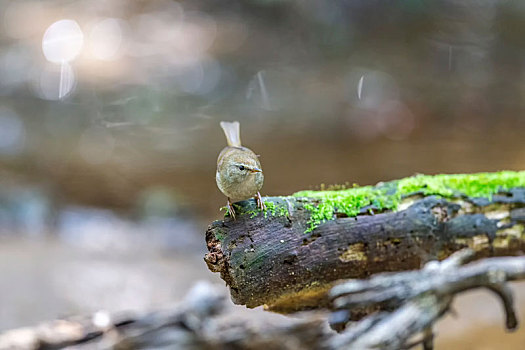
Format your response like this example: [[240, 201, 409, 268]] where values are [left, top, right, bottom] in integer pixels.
[[250, 167, 262, 173]]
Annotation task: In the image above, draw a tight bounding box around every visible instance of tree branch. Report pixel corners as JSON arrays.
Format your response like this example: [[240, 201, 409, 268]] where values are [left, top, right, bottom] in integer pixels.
[[328, 249, 525, 349], [205, 172, 525, 312]]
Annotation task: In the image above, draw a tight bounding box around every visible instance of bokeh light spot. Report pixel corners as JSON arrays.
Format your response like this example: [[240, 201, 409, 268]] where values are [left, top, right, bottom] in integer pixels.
[[89, 18, 124, 61], [42, 19, 84, 63], [35, 63, 76, 100]]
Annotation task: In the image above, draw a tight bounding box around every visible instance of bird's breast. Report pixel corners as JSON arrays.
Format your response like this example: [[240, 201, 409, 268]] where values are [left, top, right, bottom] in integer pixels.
[[216, 171, 263, 201]]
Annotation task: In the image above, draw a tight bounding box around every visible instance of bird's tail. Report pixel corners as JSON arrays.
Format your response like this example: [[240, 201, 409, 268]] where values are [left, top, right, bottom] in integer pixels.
[[220, 121, 242, 147]]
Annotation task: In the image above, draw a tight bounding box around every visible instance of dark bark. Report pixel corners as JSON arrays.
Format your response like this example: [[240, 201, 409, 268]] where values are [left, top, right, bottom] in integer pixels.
[[204, 188, 525, 313]]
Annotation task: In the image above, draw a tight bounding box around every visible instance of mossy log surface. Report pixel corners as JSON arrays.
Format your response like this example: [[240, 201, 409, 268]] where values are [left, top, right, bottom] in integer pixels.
[[204, 172, 525, 313]]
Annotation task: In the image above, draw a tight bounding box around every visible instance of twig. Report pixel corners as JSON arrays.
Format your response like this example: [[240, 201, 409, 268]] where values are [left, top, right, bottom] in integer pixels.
[[328, 249, 525, 349]]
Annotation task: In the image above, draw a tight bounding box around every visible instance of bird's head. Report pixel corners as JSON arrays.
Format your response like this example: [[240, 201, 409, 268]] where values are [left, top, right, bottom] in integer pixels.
[[223, 154, 263, 185], [230, 161, 262, 177]]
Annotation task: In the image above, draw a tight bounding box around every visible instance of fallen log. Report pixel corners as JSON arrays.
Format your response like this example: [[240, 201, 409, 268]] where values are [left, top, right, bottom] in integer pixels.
[[204, 171, 525, 313]]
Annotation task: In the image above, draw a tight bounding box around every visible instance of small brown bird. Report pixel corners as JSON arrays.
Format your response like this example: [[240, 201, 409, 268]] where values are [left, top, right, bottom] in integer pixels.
[[216, 121, 265, 219]]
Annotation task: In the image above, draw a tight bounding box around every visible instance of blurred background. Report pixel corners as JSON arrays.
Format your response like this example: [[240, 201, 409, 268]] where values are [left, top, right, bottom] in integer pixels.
[[1, 0, 525, 348]]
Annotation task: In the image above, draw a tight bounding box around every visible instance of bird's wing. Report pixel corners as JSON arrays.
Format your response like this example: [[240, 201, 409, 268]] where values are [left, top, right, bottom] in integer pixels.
[[220, 121, 242, 147]]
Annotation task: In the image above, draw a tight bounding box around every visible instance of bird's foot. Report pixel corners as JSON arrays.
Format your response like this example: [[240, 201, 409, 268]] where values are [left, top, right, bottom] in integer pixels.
[[227, 198, 236, 220], [255, 192, 266, 211]]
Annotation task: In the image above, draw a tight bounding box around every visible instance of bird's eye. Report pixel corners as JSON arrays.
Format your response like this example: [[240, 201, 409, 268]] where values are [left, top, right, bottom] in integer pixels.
[[238, 165, 245, 171]]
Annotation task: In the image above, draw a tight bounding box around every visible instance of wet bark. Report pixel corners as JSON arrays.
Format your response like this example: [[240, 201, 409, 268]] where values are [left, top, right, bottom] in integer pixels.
[[204, 188, 525, 313]]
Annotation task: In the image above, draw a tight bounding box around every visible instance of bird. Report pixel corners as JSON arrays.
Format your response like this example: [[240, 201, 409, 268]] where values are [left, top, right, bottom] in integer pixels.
[[216, 121, 265, 219]]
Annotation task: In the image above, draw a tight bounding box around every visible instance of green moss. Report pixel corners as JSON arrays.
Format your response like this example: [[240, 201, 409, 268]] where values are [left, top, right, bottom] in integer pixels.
[[220, 206, 229, 218], [222, 201, 289, 219], [294, 171, 525, 233], [221, 203, 259, 218], [243, 250, 267, 271], [246, 209, 260, 218], [264, 201, 289, 219], [214, 230, 225, 243]]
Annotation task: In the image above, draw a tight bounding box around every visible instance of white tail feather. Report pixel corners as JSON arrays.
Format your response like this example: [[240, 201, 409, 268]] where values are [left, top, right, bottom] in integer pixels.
[[220, 121, 242, 147]]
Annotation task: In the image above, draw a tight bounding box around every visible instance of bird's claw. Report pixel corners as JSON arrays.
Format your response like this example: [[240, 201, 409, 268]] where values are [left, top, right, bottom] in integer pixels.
[[255, 192, 266, 211], [227, 198, 236, 220]]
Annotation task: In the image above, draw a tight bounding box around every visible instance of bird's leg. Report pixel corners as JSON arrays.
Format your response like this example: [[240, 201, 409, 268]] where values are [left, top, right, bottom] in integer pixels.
[[227, 197, 236, 220], [255, 192, 266, 211]]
